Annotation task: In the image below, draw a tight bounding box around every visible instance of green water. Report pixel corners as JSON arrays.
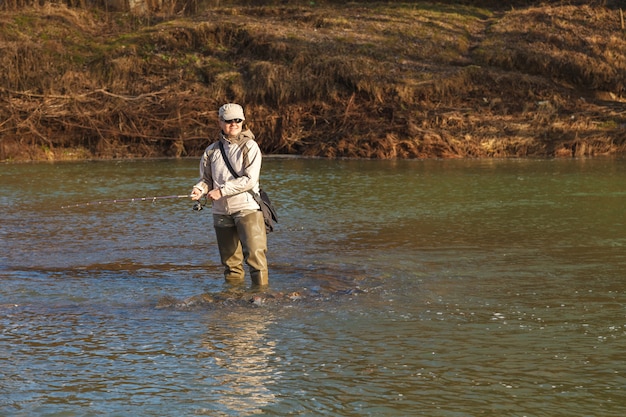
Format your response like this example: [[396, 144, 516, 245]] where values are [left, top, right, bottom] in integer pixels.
[[1, 157, 625, 416]]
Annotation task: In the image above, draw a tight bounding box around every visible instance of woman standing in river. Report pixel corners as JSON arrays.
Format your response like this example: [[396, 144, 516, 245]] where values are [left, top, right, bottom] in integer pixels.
[[190, 103, 268, 287]]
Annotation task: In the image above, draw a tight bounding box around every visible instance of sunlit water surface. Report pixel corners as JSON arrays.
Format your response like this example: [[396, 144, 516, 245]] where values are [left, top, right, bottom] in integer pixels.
[[1, 158, 625, 416]]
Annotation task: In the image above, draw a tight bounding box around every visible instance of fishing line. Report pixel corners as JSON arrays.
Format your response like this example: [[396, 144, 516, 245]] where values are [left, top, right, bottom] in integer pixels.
[[61, 194, 194, 209]]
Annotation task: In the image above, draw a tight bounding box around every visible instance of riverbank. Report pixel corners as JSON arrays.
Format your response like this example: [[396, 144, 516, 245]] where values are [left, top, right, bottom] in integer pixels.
[[1, 1, 625, 161]]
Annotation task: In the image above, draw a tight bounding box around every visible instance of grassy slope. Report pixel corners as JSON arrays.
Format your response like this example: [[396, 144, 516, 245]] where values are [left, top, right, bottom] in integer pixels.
[[0, 2, 625, 161]]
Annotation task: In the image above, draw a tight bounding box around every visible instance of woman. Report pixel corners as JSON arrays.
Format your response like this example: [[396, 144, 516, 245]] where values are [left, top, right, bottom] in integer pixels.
[[190, 103, 268, 286]]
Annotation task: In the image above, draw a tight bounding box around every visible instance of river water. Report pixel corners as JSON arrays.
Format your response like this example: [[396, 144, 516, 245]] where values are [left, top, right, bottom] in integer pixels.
[[1, 157, 625, 416]]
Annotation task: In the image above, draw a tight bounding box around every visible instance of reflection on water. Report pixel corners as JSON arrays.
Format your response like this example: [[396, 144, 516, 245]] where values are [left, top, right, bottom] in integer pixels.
[[1, 158, 626, 416], [200, 312, 277, 416]]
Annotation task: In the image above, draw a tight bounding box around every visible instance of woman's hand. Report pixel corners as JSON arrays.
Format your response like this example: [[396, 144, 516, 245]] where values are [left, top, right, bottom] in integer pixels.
[[207, 188, 222, 200], [190, 187, 204, 201]]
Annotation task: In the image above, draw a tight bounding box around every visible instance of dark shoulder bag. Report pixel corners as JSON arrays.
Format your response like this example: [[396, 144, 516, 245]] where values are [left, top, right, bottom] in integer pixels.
[[218, 141, 278, 233]]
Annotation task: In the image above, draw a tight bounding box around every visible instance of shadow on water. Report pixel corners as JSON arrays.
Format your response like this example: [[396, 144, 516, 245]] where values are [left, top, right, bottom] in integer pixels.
[[154, 262, 373, 310]]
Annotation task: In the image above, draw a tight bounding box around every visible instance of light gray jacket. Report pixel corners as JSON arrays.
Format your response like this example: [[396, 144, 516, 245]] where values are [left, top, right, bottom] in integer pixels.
[[193, 129, 262, 215]]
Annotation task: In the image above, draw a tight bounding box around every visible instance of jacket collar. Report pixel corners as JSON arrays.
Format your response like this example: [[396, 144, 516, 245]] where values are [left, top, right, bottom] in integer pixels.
[[221, 129, 255, 145]]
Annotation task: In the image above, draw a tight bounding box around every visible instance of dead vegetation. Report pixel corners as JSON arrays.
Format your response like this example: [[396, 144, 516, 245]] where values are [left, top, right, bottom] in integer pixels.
[[1, 1, 625, 161]]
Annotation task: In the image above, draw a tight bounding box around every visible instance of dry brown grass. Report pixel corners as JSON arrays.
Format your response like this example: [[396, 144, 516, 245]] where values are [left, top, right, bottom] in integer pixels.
[[1, 1, 625, 161]]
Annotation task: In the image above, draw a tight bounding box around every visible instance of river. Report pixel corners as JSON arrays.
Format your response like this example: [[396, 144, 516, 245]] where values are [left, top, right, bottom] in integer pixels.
[[1, 157, 625, 416]]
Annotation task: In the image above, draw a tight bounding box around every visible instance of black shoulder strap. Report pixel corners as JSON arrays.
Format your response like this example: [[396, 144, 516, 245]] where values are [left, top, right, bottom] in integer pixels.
[[218, 140, 240, 179]]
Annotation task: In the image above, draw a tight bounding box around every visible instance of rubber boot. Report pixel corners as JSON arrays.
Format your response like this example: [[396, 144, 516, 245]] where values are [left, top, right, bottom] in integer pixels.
[[250, 270, 269, 287], [235, 211, 268, 286], [214, 224, 245, 283]]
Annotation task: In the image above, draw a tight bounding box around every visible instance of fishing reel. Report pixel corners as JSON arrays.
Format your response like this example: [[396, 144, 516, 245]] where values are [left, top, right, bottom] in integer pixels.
[[192, 195, 208, 211]]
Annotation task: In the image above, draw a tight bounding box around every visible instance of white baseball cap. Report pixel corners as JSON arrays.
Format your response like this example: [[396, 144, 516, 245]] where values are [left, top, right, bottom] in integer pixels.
[[219, 103, 245, 121]]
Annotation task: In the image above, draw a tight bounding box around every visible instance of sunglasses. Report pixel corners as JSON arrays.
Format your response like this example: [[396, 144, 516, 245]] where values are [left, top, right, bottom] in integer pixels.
[[222, 118, 243, 124]]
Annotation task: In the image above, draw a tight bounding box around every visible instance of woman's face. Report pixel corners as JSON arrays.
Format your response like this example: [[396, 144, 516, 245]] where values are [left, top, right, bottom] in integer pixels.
[[220, 118, 243, 138]]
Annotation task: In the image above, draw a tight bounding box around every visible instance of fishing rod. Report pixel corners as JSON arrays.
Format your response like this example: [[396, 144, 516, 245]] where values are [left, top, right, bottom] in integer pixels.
[[61, 194, 204, 209]]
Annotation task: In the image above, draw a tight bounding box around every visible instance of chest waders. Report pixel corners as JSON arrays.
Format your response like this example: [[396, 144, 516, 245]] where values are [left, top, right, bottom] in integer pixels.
[[214, 210, 268, 286], [214, 140, 269, 287]]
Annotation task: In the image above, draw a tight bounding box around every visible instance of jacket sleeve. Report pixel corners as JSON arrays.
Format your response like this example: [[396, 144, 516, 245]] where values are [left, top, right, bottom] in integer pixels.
[[193, 147, 214, 195]]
